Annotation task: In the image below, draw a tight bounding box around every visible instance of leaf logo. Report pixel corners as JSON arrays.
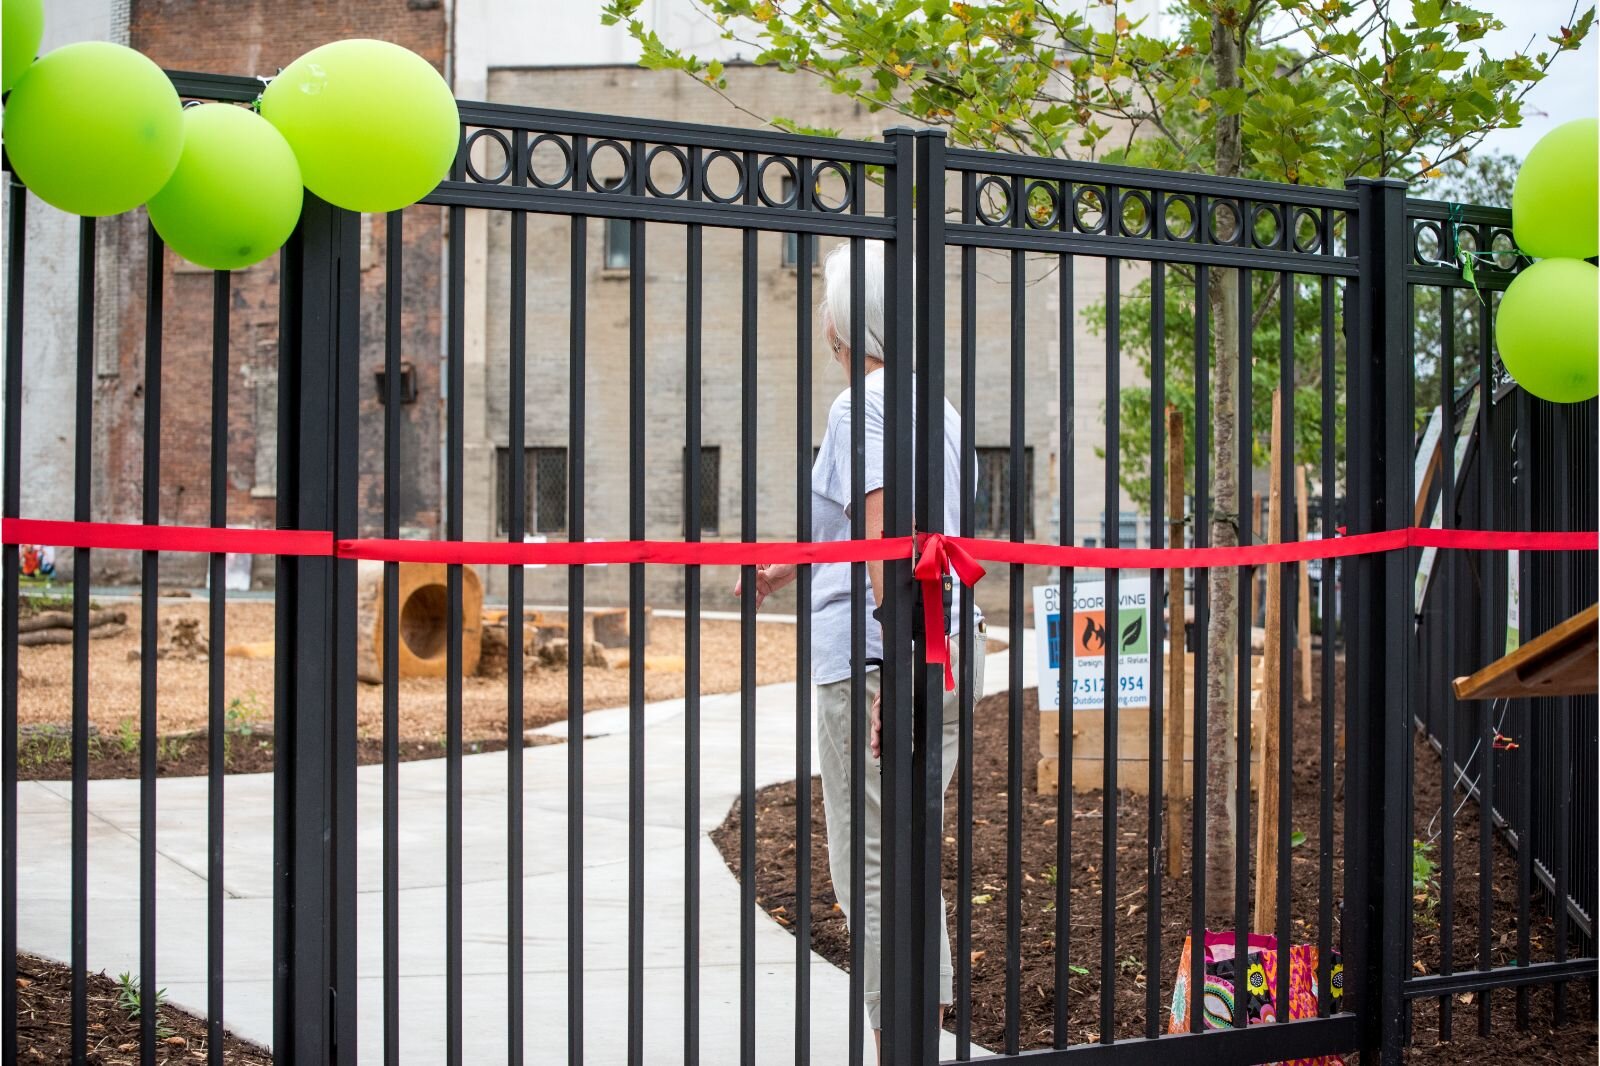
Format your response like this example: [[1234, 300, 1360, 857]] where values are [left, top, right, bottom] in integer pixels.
[[1121, 614, 1143, 650]]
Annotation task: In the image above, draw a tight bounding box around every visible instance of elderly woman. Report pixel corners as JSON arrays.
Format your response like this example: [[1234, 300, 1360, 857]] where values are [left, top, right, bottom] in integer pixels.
[[738, 240, 984, 1051]]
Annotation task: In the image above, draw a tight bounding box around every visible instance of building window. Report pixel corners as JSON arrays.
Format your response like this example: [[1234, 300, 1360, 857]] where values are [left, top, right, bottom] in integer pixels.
[[1100, 510, 1140, 547], [683, 446, 721, 535], [974, 447, 1034, 538], [781, 177, 819, 268], [604, 177, 631, 270], [497, 446, 568, 535]]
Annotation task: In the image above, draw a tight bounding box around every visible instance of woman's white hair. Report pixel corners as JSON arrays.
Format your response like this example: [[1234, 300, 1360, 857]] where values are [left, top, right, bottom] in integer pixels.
[[819, 240, 886, 364]]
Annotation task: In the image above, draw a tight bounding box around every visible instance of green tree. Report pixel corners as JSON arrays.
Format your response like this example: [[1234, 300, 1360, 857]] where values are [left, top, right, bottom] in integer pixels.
[[602, 0, 1592, 918]]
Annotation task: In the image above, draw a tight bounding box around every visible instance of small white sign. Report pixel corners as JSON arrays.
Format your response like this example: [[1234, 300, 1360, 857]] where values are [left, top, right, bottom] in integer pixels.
[[1032, 577, 1153, 712]]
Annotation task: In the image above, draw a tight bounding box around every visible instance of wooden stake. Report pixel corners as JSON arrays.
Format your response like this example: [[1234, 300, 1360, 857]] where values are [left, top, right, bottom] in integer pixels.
[[1164, 405, 1186, 878], [1254, 390, 1285, 935], [1296, 465, 1313, 703]]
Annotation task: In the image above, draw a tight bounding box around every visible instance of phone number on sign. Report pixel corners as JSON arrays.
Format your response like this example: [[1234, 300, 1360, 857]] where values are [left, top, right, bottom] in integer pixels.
[[1070, 675, 1147, 695]]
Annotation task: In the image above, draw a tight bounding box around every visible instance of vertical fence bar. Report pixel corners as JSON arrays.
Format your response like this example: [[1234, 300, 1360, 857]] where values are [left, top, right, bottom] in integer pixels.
[[790, 186, 810, 1065], [1053, 238, 1075, 1050], [0, 176, 23, 1059], [685, 150, 704, 1066], [1438, 285, 1456, 1041], [1233, 265, 1253, 1027], [206, 265, 230, 1065], [1276, 270, 1295, 1017], [1189, 263, 1210, 1037], [141, 223, 165, 1066], [1475, 288, 1494, 1039], [1145, 258, 1165, 1040], [382, 210, 403, 1066], [1317, 268, 1336, 1019], [1101, 252, 1120, 1044], [956, 169, 978, 1061], [1004, 175, 1026, 1058], [71, 216, 96, 1063], [1514, 388, 1532, 1033], [446, 192, 467, 1066], [1551, 403, 1572, 1027], [739, 149, 759, 1066], [847, 210, 867, 1066], [567, 200, 588, 1066], [507, 137, 529, 1065], [628, 140, 650, 1066]]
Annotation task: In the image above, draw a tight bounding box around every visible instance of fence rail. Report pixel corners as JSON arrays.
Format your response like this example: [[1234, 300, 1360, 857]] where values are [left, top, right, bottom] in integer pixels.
[[2, 70, 1595, 1066]]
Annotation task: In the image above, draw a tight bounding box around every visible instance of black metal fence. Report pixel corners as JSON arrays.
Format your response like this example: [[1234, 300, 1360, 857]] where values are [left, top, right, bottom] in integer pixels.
[[3, 71, 1595, 1066]]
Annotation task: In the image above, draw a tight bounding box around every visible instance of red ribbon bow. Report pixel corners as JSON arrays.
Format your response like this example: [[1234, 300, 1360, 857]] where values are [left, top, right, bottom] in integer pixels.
[[913, 532, 987, 691]]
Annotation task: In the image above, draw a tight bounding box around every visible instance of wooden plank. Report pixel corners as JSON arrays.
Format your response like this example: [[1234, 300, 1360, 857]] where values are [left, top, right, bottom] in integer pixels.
[[1165, 404, 1187, 878], [1254, 390, 1285, 934], [1453, 603, 1599, 699], [1297, 465, 1313, 702]]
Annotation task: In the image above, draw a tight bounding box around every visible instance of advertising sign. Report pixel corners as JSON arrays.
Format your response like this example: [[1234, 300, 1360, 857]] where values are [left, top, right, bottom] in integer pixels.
[[1032, 577, 1152, 711]]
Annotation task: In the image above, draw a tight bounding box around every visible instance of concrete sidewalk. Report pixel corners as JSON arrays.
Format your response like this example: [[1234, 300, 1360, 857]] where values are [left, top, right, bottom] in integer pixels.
[[17, 634, 1021, 1063]]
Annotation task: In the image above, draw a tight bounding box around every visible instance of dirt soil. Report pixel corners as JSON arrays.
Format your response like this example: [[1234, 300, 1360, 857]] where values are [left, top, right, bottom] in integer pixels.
[[13, 952, 273, 1064], [15, 599, 796, 758], [716, 662, 1596, 1064]]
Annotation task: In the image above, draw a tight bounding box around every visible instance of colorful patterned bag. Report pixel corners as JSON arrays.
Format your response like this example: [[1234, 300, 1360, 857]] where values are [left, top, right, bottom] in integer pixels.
[[1168, 930, 1344, 1065]]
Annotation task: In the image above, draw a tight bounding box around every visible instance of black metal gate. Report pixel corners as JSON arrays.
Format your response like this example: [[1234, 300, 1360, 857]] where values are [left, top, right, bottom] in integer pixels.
[[3, 70, 1594, 1066]]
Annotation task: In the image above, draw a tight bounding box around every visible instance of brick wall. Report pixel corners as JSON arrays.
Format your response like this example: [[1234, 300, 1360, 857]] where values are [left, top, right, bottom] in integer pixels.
[[86, 0, 447, 585]]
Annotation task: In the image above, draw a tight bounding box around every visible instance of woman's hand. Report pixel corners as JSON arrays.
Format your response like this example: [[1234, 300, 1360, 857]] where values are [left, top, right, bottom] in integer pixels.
[[732, 563, 797, 609]]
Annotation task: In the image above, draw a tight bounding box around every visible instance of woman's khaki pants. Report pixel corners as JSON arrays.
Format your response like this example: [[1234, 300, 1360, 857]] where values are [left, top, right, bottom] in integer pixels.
[[814, 635, 986, 1030]]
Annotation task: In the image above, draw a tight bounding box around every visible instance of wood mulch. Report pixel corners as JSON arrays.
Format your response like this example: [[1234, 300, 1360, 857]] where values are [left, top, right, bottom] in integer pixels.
[[13, 952, 273, 1064], [717, 660, 1596, 1063]]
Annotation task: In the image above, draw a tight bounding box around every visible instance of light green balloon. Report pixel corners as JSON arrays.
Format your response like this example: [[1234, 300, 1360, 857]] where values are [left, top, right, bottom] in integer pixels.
[[1512, 118, 1599, 260], [2, 0, 44, 93], [146, 104, 303, 271], [260, 38, 459, 214], [1495, 258, 1599, 404], [2, 41, 183, 217]]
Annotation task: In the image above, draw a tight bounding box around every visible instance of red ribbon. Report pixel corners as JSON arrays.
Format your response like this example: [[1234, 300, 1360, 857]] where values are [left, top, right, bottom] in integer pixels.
[[0, 518, 332, 556], [7, 518, 1595, 687], [913, 533, 988, 691]]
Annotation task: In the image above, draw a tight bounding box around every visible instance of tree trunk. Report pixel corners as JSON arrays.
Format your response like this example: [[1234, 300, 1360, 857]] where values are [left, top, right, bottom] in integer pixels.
[[1204, 8, 1246, 923]]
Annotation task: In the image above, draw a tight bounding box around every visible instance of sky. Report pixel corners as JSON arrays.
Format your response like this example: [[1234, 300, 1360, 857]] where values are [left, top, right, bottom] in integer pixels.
[[1474, 0, 1599, 158]]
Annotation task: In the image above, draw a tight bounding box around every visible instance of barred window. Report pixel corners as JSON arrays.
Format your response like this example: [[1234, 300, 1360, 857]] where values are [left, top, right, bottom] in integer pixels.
[[1100, 510, 1140, 548], [497, 446, 568, 535], [683, 446, 721, 535], [974, 447, 1034, 538]]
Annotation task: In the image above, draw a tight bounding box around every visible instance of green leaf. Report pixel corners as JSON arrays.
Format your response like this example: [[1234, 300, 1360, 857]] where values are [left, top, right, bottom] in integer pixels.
[[1290, 829, 1308, 848]]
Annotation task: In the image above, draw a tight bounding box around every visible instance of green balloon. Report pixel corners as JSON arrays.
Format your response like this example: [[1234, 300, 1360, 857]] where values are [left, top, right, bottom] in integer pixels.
[[1512, 118, 1599, 260], [146, 104, 303, 271], [2, 42, 183, 217], [2, 0, 44, 93], [1495, 258, 1599, 404], [260, 38, 458, 214]]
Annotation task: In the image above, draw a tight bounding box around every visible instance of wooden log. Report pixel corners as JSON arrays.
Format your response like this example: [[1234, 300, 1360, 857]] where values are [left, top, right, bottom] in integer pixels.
[[1165, 404, 1187, 878], [1296, 465, 1313, 702], [1254, 390, 1285, 935], [18, 622, 127, 646], [353, 561, 483, 683], [18, 608, 126, 633]]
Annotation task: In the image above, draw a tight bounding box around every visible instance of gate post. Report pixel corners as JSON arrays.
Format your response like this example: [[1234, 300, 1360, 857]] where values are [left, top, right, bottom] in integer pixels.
[[911, 127, 949, 1064], [273, 192, 362, 1064], [1344, 177, 1412, 1066], [878, 125, 925, 1065]]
